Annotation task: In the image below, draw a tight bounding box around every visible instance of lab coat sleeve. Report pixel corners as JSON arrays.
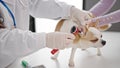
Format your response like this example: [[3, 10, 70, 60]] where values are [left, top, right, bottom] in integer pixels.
[[0, 28, 46, 57], [89, 0, 116, 16], [28, 0, 72, 19], [0, 28, 46, 67]]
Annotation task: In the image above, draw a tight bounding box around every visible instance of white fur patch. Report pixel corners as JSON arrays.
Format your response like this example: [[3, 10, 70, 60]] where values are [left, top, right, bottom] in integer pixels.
[[89, 27, 102, 38]]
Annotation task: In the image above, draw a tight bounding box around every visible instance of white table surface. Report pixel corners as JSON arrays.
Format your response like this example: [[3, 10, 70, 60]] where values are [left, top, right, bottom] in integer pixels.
[[8, 32, 120, 68]]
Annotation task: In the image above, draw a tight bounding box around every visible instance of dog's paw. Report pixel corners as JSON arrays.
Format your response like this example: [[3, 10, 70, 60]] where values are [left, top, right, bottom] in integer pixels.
[[81, 49, 86, 51], [69, 62, 74, 67], [97, 53, 101, 56], [51, 56, 57, 60]]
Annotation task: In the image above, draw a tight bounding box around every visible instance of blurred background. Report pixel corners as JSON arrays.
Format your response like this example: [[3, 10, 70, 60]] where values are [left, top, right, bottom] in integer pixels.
[[84, 0, 120, 31]]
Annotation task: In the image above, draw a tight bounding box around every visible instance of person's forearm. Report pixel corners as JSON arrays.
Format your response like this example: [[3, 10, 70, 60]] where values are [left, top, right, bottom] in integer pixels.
[[29, 0, 72, 19], [0, 29, 46, 56], [89, 0, 116, 16], [0, 28, 46, 68], [91, 10, 120, 26]]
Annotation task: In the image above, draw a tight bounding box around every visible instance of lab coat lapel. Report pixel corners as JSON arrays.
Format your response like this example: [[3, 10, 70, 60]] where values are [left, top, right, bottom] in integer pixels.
[[3, 0, 15, 5], [0, 0, 15, 29]]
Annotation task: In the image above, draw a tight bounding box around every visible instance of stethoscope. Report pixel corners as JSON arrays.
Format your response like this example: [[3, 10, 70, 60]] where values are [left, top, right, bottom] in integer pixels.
[[0, 0, 16, 28]]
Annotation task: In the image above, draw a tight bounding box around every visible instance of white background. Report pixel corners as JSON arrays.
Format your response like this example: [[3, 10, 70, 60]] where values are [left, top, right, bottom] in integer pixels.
[[35, 0, 83, 33]]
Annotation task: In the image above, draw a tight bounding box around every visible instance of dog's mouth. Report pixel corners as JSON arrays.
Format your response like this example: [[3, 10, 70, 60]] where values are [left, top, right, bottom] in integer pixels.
[[71, 26, 82, 43], [71, 26, 80, 35]]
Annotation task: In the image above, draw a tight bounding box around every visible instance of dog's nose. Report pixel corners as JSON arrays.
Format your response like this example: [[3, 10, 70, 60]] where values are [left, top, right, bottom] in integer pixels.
[[101, 40, 106, 45]]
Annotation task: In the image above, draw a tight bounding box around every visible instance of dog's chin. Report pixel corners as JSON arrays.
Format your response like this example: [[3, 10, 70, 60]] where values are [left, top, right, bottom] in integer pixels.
[[92, 44, 104, 48]]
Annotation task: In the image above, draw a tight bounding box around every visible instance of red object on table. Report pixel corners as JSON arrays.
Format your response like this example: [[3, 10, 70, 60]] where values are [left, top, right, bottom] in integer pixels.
[[51, 49, 59, 55]]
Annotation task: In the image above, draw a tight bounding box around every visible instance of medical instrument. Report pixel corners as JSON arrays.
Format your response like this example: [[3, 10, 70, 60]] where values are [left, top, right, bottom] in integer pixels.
[[22, 60, 46, 68], [0, 0, 16, 28], [22, 60, 32, 68]]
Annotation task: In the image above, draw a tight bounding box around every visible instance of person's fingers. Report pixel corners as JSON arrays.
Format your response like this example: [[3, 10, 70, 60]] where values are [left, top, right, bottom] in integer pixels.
[[84, 14, 92, 21], [66, 39, 73, 45], [60, 33, 75, 48], [65, 39, 74, 48], [65, 33, 75, 40], [86, 20, 93, 25], [77, 25, 86, 36]]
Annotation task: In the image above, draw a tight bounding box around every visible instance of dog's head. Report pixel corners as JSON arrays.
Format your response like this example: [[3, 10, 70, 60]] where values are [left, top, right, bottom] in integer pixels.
[[55, 19, 111, 49]]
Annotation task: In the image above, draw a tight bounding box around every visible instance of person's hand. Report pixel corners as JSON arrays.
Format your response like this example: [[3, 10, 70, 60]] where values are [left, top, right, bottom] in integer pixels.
[[70, 7, 92, 34], [70, 7, 92, 26], [85, 18, 100, 28], [46, 32, 75, 49]]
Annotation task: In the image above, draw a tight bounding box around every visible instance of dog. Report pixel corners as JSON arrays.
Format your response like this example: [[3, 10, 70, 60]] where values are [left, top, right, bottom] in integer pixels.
[[50, 16, 111, 67]]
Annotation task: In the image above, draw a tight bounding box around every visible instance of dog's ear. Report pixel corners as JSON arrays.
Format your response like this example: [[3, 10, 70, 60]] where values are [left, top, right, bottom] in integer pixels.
[[97, 24, 112, 31], [88, 23, 112, 31], [87, 21, 112, 31], [87, 13, 112, 31], [55, 19, 65, 31]]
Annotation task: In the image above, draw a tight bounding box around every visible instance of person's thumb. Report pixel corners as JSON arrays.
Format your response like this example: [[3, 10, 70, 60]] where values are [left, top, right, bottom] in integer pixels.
[[65, 33, 75, 48]]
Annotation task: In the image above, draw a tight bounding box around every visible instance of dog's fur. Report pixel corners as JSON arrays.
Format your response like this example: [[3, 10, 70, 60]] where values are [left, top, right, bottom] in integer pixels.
[[51, 19, 111, 67]]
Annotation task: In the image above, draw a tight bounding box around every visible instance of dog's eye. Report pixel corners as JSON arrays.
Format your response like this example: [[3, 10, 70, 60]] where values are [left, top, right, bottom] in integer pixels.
[[90, 38, 98, 43]]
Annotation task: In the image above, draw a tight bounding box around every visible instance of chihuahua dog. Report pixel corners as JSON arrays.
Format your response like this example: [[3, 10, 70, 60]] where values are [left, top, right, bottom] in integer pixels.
[[51, 17, 111, 67]]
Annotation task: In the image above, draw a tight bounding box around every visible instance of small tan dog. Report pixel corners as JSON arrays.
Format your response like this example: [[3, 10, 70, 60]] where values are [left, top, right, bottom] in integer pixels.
[[51, 17, 111, 67]]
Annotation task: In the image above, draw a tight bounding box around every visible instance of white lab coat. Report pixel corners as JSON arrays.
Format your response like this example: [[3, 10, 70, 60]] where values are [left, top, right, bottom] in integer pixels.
[[0, 0, 71, 68]]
